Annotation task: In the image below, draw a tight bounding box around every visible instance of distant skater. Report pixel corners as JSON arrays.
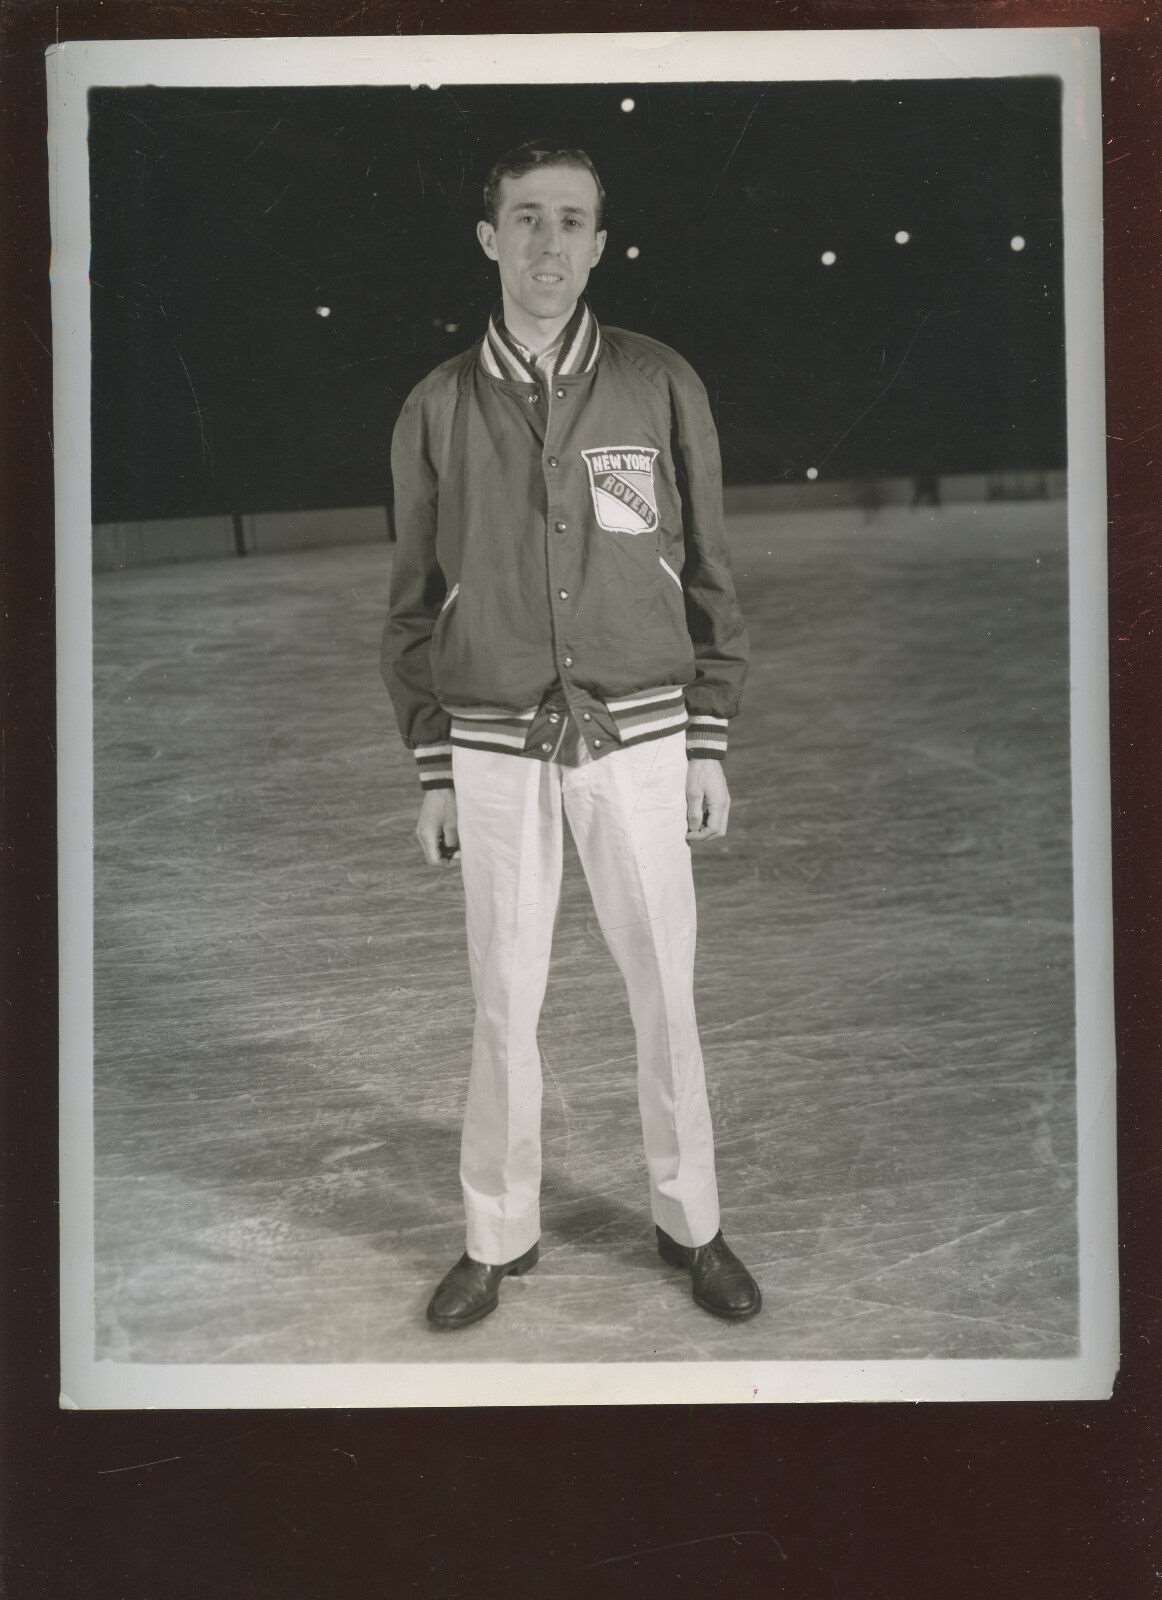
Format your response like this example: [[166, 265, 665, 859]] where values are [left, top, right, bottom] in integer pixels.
[[910, 472, 942, 508], [382, 141, 761, 1329], [855, 478, 886, 524]]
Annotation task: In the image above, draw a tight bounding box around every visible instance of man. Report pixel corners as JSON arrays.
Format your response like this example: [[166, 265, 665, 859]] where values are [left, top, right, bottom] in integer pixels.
[[383, 141, 761, 1329]]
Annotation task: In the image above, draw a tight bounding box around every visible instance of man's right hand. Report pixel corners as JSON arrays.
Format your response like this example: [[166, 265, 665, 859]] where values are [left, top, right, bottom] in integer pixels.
[[416, 789, 460, 866]]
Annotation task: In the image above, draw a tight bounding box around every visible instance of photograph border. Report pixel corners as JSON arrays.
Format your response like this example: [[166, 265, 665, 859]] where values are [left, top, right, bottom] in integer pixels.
[[50, 26, 1116, 1409]]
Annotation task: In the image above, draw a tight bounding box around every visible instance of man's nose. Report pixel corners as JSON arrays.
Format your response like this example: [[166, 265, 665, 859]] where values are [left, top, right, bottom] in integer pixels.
[[539, 219, 564, 252]]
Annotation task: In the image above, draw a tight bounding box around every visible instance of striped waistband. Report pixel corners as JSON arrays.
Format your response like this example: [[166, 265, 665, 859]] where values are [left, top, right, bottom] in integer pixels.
[[444, 685, 688, 753], [414, 688, 729, 789]]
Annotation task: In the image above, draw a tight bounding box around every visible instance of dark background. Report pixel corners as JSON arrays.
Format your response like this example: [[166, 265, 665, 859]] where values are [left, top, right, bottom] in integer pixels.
[[89, 77, 1065, 521], [4, 5, 1161, 1600]]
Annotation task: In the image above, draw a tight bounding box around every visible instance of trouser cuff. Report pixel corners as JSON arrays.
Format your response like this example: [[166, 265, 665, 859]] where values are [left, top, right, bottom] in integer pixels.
[[463, 1200, 541, 1267], [650, 1179, 721, 1250]]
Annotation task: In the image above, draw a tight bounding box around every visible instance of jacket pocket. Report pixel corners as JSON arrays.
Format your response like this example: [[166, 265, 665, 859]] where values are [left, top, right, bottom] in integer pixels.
[[658, 555, 683, 592], [431, 582, 461, 680]]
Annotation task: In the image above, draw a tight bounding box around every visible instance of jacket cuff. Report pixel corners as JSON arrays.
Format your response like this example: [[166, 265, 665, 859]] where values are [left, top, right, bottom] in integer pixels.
[[685, 715, 729, 761], [414, 741, 454, 790]]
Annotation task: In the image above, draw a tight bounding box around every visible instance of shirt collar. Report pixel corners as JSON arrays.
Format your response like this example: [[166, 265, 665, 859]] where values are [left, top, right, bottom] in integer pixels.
[[480, 299, 602, 383], [510, 326, 566, 376]]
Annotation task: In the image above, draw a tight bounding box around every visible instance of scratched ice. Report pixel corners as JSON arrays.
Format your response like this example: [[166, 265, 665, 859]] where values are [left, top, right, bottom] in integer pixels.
[[91, 500, 1078, 1363]]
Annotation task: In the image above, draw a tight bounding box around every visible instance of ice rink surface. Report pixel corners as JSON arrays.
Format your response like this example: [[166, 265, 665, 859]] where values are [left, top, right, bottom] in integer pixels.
[[89, 500, 1078, 1364]]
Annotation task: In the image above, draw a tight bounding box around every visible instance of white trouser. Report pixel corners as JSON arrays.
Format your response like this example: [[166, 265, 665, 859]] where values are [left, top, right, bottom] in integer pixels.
[[453, 731, 721, 1264]]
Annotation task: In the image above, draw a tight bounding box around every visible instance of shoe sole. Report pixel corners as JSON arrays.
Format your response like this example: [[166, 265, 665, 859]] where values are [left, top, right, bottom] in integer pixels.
[[692, 1288, 763, 1322], [427, 1295, 499, 1330], [426, 1243, 539, 1330]]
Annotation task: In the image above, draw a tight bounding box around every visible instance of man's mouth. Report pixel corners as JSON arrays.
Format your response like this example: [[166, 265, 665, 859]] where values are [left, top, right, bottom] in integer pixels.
[[531, 272, 565, 284]]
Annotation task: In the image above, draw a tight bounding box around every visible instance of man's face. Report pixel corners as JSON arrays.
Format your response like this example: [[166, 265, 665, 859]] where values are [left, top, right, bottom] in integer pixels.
[[477, 164, 607, 329]]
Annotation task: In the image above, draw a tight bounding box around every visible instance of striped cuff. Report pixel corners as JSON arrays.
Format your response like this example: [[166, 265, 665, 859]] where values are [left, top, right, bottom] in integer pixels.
[[685, 715, 729, 761], [414, 741, 454, 790]]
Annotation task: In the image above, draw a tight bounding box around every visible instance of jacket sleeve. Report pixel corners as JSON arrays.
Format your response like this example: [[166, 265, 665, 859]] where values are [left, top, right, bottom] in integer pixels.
[[381, 387, 454, 790], [670, 364, 750, 762]]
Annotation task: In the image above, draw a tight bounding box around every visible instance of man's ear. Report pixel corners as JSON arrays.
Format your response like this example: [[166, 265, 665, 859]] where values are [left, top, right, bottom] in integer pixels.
[[592, 229, 608, 268], [477, 220, 498, 261]]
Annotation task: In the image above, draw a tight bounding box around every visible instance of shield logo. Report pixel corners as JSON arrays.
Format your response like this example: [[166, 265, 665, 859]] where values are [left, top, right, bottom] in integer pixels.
[[581, 445, 660, 535]]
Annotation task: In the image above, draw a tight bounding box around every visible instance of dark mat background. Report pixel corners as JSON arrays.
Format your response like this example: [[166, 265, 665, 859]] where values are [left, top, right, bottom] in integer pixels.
[[3, 2, 1159, 1598]]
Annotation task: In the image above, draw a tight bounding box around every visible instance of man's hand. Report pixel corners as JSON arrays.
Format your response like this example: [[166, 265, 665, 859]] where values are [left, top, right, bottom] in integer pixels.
[[416, 789, 460, 865], [686, 760, 731, 842]]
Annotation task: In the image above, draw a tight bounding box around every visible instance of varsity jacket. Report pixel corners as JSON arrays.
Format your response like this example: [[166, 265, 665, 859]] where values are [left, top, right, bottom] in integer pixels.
[[382, 300, 749, 790]]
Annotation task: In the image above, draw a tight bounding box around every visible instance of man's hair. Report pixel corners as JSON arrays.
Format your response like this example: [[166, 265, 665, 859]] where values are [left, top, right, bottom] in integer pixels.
[[482, 142, 606, 229]]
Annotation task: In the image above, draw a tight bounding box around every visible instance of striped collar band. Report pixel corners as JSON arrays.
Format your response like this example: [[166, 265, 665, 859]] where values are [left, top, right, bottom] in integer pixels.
[[480, 299, 601, 383]]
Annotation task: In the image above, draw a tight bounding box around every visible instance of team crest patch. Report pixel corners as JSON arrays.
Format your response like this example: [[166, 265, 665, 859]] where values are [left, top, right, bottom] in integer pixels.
[[581, 446, 660, 535]]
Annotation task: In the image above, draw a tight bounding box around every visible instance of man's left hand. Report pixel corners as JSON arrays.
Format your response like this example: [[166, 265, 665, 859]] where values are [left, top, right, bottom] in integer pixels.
[[686, 760, 731, 841]]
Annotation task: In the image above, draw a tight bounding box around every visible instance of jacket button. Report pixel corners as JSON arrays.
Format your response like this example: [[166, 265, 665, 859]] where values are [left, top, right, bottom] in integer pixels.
[[563, 656, 574, 668], [548, 712, 560, 724], [582, 713, 591, 722], [528, 393, 539, 404], [593, 739, 602, 748], [540, 742, 552, 752], [547, 456, 559, 468], [555, 388, 566, 399], [555, 520, 567, 533], [558, 589, 569, 600]]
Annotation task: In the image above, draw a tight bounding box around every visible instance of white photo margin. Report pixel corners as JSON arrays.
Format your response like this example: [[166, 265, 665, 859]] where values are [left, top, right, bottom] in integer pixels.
[[50, 26, 1116, 1408]]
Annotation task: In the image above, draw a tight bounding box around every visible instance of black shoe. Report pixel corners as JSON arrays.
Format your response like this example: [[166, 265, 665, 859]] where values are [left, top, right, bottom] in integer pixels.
[[425, 1242, 539, 1329], [656, 1227, 762, 1321]]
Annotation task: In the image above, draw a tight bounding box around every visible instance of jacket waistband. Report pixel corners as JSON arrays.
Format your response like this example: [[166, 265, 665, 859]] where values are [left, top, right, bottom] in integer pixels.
[[413, 687, 728, 790]]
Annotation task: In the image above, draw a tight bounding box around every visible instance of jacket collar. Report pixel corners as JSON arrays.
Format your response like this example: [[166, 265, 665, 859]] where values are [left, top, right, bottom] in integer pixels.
[[480, 299, 601, 383]]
